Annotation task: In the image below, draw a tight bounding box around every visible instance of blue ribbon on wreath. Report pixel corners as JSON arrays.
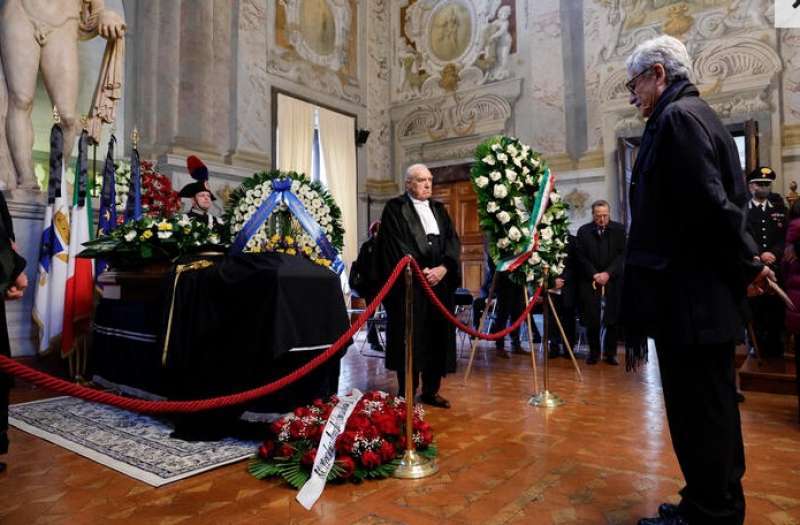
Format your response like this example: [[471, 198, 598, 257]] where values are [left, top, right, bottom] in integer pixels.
[[230, 179, 344, 274]]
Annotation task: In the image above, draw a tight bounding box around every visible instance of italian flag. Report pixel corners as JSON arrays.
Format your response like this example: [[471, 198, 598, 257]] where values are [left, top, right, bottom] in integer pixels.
[[61, 149, 95, 357]]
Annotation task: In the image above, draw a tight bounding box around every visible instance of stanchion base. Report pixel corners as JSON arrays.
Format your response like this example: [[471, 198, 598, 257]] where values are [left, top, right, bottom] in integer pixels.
[[392, 449, 439, 479], [528, 390, 564, 408]]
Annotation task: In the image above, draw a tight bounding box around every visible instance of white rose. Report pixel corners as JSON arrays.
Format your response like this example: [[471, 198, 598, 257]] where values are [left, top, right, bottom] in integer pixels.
[[522, 166, 530, 175], [157, 231, 172, 239], [505, 169, 517, 182], [210, 234, 221, 245], [497, 237, 510, 249], [530, 252, 542, 265], [557, 208, 566, 218], [124, 230, 136, 242], [245, 195, 253, 204], [518, 210, 530, 223], [513, 196, 526, 210], [291, 180, 300, 192], [322, 206, 330, 215], [497, 211, 511, 224], [312, 198, 322, 209], [513, 156, 523, 168], [525, 175, 535, 186], [550, 192, 561, 203], [475, 176, 490, 188], [506, 144, 518, 156], [491, 143, 501, 152], [496, 152, 508, 163], [489, 170, 502, 181], [521, 145, 531, 156], [508, 226, 522, 241], [248, 205, 256, 214], [493, 184, 508, 199], [531, 158, 540, 168], [487, 201, 500, 213], [320, 216, 330, 225], [482, 155, 496, 166], [541, 227, 554, 240], [541, 214, 553, 225], [522, 227, 530, 237]]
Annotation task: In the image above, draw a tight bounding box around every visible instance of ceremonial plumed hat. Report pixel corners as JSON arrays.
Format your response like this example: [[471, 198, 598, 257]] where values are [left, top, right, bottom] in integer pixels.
[[179, 155, 216, 200], [747, 166, 777, 184]]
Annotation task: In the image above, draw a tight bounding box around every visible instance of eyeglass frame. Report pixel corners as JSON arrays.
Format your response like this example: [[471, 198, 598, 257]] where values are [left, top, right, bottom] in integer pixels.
[[625, 66, 654, 95]]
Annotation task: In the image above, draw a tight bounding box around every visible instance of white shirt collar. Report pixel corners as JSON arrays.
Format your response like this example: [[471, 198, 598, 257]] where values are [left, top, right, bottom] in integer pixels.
[[750, 198, 770, 210]]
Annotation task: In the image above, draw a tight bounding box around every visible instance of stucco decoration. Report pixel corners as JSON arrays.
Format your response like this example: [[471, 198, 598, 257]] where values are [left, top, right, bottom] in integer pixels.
[[269, 0, 362, 103], [394, 0, 516, 102]]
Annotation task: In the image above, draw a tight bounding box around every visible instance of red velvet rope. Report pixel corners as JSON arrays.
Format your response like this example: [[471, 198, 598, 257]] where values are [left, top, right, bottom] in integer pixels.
[[0, 256, 542, 413], [407, 258, 543, 340]]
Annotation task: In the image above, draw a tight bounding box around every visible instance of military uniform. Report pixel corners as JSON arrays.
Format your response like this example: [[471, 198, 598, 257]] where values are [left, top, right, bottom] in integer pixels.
[[745, 167, 786, 358], [179, 155, 226, 239]]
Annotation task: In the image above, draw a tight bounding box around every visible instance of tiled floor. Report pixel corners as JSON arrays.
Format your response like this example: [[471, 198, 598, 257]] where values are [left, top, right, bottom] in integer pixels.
[[1, 338, 799, 524]]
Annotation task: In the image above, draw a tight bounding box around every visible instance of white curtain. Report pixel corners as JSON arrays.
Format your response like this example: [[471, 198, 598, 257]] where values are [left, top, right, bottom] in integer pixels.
[[318, 107, 358, 268], [277, 94, 314, 177]]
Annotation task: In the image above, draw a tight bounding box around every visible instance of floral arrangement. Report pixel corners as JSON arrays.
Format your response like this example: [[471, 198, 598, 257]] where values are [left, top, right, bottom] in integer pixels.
[[79, 213, 227, 268], [115, 161, 181, 223], [471, 135, 570, 285], [257, 233, 333, 269], [225, 170, 344, 268], [249, 391, 436, 487]]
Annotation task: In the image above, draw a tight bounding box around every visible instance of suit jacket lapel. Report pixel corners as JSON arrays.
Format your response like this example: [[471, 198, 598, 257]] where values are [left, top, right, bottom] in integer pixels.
[[401, 194, 429, 256]]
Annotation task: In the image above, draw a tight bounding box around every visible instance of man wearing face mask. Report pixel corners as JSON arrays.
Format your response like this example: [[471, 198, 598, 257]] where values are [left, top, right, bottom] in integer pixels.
[[745, 166, 786, 358]]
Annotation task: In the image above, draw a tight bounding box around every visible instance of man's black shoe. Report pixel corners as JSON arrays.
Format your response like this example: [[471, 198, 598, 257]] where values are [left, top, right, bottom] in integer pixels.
[[604, 355, 619, 365], [637, 516, 688, 525], [658, 503, 681, 518], [586, 356, 599, 365], [419, 393, 451, 409]]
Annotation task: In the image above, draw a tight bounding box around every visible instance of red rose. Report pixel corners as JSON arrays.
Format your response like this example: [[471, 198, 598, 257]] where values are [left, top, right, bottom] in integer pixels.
[[373, 413, 400, 436], [269, 420, 284, 435], [336, 430, 357, 454], [346, 415, 371, 431], [312, 398, 325, 408], [420, 430, 434, 446], [301, 448, 317, 466], [308, 423, 324, 441], [277, 443, 295, 458], [289, 419, 307, 439], [294, 406, 311, 418], [362, 425, 380, 441], [360, 450, 382, 469], [258, 440, 275, 459], [378, 440, 396, 462], [336, 455, 356, 479]]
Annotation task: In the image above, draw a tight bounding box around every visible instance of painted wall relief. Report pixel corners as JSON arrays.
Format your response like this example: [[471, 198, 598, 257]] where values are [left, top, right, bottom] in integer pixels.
[[270, 0, 362, 103], [394, 0, 517, 102]]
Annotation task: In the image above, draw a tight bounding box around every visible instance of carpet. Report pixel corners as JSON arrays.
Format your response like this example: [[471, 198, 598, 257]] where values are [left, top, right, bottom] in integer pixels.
[[8, 396, 260, 487]]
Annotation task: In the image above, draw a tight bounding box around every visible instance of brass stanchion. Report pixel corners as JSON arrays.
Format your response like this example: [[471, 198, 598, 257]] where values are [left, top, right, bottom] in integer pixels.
[[547, 293, 582, 382], [522, 286, 540, 394], [393, 265, 438, 479], [529, 264, 564, 407], [463, 273, 498, 384]]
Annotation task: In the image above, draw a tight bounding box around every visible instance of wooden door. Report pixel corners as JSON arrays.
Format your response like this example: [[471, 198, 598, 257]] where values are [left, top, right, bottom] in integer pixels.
[[432, 179, 484, 296]]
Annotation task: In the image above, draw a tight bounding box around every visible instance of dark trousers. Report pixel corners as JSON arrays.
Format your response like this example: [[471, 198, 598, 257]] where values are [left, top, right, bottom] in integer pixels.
[[364, 292, 382, 348], [396, 368, 442, 399], [655, 337, 745, 525], [748, 295, 784, 357], [494, 285, 526, 349], [586, 320, 617, 359]]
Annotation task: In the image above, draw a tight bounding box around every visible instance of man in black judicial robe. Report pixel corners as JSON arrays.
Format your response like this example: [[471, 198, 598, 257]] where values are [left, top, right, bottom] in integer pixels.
[[0, 191, 28, 473], [622, 35, 771, 525], [378, 163, 461, 409], [575, 201, 626, 365]]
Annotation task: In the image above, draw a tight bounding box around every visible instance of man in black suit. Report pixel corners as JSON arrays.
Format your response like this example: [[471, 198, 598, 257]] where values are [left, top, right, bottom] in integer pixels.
[[575, 200, 626, 365], [378, 164, 461, 409], [622, 35, 772, 525], [745, 166, 786, 358]]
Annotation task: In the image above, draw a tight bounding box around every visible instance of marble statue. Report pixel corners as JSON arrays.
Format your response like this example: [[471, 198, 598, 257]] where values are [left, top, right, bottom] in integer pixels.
[[482, 5, 512, 81], [0, 0, 125, 190]]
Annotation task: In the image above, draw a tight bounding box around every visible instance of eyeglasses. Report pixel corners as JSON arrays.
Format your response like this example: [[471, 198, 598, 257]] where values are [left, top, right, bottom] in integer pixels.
[[625, 67, 652, 95]]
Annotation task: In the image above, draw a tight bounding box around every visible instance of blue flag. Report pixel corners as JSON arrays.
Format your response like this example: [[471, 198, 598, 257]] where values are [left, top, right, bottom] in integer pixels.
[[95, 135, 117, 276], [125, 146, 142, 221]]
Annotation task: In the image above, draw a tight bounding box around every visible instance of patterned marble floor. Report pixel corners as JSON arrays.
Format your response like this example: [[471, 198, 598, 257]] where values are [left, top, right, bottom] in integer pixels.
[[1, 339, 799, 525]]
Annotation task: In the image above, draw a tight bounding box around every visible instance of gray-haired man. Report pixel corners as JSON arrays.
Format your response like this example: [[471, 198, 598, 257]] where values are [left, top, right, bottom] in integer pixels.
[[621, 35, 772, 525]]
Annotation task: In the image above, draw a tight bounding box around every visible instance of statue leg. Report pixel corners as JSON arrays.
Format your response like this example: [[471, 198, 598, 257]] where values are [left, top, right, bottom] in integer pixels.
[[40, 22, 80, 177], [0, 9, 41, 189]]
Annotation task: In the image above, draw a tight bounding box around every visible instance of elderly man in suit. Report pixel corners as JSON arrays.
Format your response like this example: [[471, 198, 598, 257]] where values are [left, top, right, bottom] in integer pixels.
[[622, 35, 772, 525], [378, 164, 461, 409], [575, 200, 626, 365]]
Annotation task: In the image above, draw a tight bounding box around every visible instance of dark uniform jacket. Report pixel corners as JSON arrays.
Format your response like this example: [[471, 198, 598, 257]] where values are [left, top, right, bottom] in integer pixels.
[[746, 199, 786, 266], [622, 79, 762, 344], [575, 221, 626, 325], [188, 209, 227, 239], [378, 194, 461, 374]]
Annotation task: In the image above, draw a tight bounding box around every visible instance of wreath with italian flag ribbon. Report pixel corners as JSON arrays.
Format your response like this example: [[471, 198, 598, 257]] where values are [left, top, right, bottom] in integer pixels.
[[470, 136, 570, 285]]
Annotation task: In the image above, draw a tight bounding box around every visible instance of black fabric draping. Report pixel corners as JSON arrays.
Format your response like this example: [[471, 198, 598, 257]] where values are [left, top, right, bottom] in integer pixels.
[[91, 253, 348, 440]]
